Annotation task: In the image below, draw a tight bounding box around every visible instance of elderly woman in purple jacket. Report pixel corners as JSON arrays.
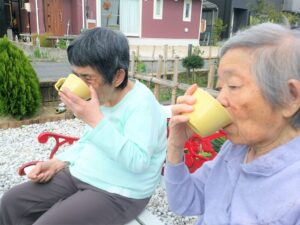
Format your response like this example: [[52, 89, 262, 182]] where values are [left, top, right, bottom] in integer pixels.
[[165, 23, 300, 225]]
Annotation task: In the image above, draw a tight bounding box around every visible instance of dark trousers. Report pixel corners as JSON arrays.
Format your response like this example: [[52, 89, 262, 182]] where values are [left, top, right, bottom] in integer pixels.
[[0, 169, 149, 225]]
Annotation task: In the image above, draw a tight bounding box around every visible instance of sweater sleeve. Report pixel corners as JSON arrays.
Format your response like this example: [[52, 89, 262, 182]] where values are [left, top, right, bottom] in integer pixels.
[[84, 102, 166, 173], [164, 141, 232, 216], [164, 158, 216, 216]]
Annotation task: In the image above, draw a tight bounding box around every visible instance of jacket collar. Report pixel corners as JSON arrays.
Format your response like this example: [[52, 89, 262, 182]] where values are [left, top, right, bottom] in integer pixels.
[[241, 136, 300, 176]]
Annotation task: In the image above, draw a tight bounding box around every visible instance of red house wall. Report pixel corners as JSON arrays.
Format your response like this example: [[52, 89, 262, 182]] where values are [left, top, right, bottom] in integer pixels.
[[27, 0, 83, 35], [65, 0, 83, 35], [142, 0, 201, 39], [87, 0, 97, 19], [57, 0, 83, 35], [29, 0, 45, 34], [62, 0, 72, 35]]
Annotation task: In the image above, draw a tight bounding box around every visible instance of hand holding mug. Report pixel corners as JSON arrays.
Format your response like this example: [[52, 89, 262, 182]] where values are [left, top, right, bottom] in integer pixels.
[[167, 84, 232, 165], [185, 87, 232, 137], [167, 84, 198, 164], [58, 85, 103, 128]]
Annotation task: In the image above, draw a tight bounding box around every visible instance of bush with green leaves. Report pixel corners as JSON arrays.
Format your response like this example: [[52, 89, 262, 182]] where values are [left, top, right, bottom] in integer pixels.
[[0, 36, 42, 119], [57, 39, 67, 49], [212, 18, 226, 45], [182, 54, 204, 82], [249, 0, 299, 26], [182, 55, 204, 70], [134, 56, 147, 73]]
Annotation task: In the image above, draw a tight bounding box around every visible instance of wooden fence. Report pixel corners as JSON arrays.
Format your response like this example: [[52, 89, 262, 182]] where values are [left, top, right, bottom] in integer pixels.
[[128, 49, 218, 104]]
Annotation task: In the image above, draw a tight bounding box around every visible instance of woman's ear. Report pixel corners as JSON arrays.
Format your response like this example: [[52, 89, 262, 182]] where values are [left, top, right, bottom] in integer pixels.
[[283, 79, 300, 118], [113, 69, 125, 88]]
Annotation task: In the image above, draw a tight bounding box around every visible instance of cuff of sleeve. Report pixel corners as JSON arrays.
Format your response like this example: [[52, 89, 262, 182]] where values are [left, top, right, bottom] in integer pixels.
[[55, 153, 69, 162], [55, 155, 73, 166], [164, 161, 190, 184]]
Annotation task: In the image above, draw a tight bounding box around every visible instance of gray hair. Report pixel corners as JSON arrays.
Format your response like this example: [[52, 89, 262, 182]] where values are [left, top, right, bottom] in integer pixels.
[[220, 23, 300, 128]]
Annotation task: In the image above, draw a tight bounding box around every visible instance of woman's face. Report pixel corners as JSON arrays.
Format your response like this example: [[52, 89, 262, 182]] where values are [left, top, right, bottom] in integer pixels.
[[216, 48, 290, 147], [71, 66, 116, 105]]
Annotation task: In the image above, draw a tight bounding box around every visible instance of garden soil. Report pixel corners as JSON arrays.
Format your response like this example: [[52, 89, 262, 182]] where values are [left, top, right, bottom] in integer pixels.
[[0, 102, 75, 129]]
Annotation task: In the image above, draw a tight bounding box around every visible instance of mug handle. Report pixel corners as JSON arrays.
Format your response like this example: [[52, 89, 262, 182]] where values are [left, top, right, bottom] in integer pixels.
[[54, 78, 66, 91]]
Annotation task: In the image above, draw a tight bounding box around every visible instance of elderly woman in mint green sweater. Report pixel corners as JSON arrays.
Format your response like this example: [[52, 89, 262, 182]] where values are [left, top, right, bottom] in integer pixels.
[[165, 23, 300, 225], [0, 28, 166, 225]]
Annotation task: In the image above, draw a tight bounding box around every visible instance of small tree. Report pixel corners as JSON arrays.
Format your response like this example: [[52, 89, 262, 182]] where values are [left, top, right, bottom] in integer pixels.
[[212, 18, 226, 46], [182, 54, 204, 83], [0, 36, 42, 119]]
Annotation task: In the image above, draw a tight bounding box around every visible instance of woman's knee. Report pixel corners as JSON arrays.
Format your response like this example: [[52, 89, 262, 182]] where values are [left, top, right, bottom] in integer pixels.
[[1, 186, 20, 207]]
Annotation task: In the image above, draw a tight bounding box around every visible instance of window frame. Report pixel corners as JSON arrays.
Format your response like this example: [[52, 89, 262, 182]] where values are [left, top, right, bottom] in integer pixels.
[[153, 0, 163, 20], [183, 0, 192, 22]]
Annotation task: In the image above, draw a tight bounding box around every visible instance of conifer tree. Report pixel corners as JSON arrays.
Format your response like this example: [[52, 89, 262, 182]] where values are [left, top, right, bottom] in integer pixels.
[[0, 36, 41, 119]]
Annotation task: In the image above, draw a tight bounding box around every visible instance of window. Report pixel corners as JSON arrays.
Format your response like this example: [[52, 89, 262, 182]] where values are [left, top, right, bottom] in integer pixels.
[[153, 0, 163, 20], [183, 0, 192, 22], [101, 0, 120, 30]]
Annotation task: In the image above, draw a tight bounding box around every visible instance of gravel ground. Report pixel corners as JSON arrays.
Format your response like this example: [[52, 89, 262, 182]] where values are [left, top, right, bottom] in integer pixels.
[[0, 119, 198, 225]]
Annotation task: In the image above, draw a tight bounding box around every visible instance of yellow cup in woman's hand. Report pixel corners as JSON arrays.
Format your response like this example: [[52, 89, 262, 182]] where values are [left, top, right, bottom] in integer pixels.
[[54, 74, 91, 100], [186, 88, 232, 137]]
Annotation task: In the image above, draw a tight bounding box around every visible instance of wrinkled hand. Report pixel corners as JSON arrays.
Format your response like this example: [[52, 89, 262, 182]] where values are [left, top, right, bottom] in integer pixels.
[[27, 159, 66, 183], [167, 84, 198, 164], [58, 85, 104, 127]]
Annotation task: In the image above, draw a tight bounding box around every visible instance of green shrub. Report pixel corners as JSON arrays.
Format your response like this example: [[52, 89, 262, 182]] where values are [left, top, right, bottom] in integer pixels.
[[212, 18, 226, 46], [134, 56, 146, 73], [182, 55, 204, 82], [136, 61, 146, 73], [32, 33, 53, 47], [182, 55, 204, 70], [57, 39, 67, 49], [0, 36, 42, 119], [33, 48, 48, 59], [33, 48, 42, 58]]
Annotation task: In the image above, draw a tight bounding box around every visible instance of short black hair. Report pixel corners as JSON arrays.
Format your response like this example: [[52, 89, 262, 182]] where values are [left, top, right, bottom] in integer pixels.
[[67, 27, 129, 89]]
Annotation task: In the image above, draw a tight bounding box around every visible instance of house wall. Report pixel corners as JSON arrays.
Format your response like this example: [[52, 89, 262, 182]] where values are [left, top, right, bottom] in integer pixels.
[[25, 0, 83, 35], [64, 0, 95, 35], [16, 0, 203, 42], [72, 0, 83, 34], [232, 0, 255, 9], [0, 0, 5, 37], [141, 0, 201, 39], [87, 0, 96, 19], [29, 0, 45, 34], [209, 0, 283, 39], [64, 0, 83, 35], [20, 7, 29, 34], [63, 0, 72, 34], [283, 0, 300, 13]]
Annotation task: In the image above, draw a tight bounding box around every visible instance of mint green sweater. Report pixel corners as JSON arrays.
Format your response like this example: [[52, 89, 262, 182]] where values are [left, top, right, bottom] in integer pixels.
[[57, 80, 167, 199]]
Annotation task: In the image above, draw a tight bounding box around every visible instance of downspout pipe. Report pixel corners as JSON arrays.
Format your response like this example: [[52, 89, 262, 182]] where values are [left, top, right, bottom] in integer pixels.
[[35, 0, 39, 35]]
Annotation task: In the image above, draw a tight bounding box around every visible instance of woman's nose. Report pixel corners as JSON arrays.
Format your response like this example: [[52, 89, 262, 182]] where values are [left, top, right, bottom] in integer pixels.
[[216, 89, 228, 107]]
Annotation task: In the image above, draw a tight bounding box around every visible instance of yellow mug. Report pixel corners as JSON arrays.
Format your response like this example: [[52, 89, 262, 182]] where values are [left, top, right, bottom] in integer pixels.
[[54, 74, 91, 100], [186, 88, 232, 137]]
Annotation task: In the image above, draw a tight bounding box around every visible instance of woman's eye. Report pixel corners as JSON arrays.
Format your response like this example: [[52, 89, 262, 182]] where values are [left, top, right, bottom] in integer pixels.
[[228, 85, 239, 90], [215, 86, 222, 91]]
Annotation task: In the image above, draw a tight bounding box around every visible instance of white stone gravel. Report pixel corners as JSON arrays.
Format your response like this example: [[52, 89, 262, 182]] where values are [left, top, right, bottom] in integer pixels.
[[0, 119, 198, 225]]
